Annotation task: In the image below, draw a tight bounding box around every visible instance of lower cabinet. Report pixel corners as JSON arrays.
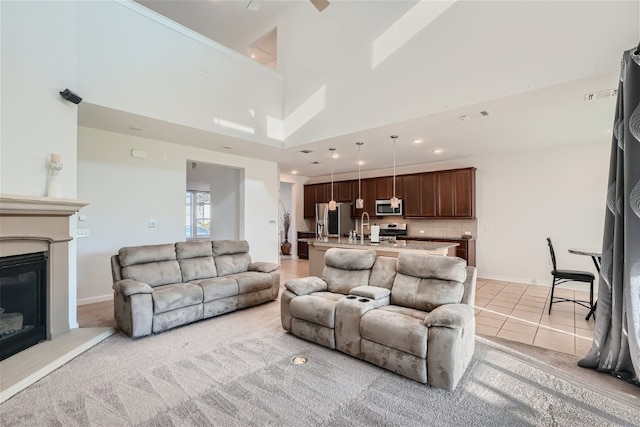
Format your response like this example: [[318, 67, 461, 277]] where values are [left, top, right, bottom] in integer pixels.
[[297, 231, 316, 260]]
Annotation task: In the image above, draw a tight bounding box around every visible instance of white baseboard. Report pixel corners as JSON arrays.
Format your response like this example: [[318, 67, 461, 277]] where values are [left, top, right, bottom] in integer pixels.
[[77, 294, 113, 305]]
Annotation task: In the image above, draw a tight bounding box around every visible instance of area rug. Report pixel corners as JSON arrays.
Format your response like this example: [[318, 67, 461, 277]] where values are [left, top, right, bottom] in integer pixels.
[[1, 303, 639, 426]]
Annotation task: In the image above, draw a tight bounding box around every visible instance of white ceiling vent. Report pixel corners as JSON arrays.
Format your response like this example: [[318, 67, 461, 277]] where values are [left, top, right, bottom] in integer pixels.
[[584, 89, 618, 102]]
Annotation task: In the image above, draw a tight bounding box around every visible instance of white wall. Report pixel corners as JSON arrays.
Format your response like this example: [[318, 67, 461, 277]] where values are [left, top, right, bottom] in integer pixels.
[[0, 1, 81, 328], [76, 1, 284, 146], [76, 127, 279, 303]]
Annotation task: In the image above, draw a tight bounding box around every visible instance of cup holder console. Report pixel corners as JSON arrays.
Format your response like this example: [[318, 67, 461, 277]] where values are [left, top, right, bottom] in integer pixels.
[[345, 295, 370, 303]]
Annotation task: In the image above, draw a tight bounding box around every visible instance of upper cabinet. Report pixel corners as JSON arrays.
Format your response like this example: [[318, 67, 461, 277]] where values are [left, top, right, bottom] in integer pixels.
[[336, 181, 352, 202], [402, 173, 436, 217], [376, 176, 403, 200], [403, 168, 475, 219], [303, 183, 330, 218], [304, 167, 475, 220]]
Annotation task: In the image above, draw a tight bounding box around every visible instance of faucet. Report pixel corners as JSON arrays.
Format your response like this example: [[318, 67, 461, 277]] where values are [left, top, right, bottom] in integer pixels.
[[361, 211, 370, 244]]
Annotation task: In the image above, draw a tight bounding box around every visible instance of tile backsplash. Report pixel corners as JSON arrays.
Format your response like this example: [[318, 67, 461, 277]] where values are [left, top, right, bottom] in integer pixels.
[[373, 218, 478, 239]]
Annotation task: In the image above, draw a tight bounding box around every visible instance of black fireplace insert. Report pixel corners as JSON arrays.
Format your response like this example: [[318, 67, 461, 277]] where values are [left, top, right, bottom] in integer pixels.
[[0, 251, 48, 361]]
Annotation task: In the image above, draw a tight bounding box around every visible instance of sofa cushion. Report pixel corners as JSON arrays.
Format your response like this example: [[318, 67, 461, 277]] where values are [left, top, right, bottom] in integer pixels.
[[290, 294, 340, 328], [152, 283, 203, 314], [360, 309, 428, 358], [285, 277, 328, 296], [176, 241, 213, 259], [325, 248, 377, 270], [212, 240, 249, 256], [377, 305, 427, 321], [225, 271, 272, 294], [397, 252, 467, 282], [390, 273, 464, 312], [321, 248, 376, 294], [121, 260, 182, 288], [215, 253, 252, 276], [118, 244, 176, 267], [196, 277, 239, 302], [369, 256, 397, 290], [179, 257, 217, 282]]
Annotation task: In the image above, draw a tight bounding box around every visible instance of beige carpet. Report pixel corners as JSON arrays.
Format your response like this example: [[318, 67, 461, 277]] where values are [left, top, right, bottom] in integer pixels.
[[2, 299, 640, 426]]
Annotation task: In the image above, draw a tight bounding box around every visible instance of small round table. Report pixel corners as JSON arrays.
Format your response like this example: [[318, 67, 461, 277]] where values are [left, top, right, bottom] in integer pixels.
[[568, 248, 601, 320]]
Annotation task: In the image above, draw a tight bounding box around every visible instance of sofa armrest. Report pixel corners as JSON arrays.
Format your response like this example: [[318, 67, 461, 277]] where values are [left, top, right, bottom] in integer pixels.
[[249, 261, 279, 273], [424, 304, 474, 329], [285, 276, 328, 296], [350, 286, 390, 300], [113, 279, 153, 297]]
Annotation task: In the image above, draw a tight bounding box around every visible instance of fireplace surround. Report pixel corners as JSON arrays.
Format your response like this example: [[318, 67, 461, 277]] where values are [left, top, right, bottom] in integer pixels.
[[0, 194, 88, 354]]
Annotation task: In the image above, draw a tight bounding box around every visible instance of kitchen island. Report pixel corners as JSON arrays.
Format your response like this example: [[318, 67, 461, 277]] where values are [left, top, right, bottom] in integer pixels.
[[301, 238, 459, 278]]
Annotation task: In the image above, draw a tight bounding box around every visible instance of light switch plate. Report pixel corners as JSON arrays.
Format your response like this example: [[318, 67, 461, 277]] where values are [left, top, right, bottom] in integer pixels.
[[148, 220, 157, 228]]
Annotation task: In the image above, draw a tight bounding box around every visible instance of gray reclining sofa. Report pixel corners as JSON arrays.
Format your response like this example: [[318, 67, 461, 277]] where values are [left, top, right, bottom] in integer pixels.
[[281, 247, 476, 391], [111, 240, 279, 337]]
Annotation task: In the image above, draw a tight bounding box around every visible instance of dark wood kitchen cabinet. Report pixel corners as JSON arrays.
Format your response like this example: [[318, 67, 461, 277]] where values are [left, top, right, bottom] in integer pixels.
[[436, 168, 475, 218], [305, 167, 475, 219], [376, 176, 403, 200], [297, 231, 316, 259], [403, 173, 436, 217], [303, 183, 330, 218], [404, 168, 475, 219], [303, 185, 316, 218], [336, 181, 352, 202], [352, 178, 378, 218]]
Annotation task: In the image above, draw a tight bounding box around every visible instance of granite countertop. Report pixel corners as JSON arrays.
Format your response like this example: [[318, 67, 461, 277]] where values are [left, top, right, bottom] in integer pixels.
[[300, 237, 459, 252]]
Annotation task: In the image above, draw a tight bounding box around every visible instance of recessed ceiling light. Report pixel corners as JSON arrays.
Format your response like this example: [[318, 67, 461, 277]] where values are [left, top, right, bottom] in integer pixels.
[[291, 170, 298, 175], [223, 145, 232, 149], [358, 160, 365, 165], [433, 149, 443, 154], [332, 154, 339, 159], [412, 139, 423, 144], [129, 125, 143, 131], [250, 54, 256, 59], [311, 161, 321, 164], [459, 115, 471, 122], [300, 149, 313, 154]]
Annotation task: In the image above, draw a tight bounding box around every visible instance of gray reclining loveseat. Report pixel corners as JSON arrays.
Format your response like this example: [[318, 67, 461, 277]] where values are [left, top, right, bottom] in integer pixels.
[[281, 247, 476, 391], [111, 240, 279, 337]]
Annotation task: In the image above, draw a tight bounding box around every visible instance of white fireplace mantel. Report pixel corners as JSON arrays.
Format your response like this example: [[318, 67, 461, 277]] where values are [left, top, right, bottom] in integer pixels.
[[0, 194, 89, 216]]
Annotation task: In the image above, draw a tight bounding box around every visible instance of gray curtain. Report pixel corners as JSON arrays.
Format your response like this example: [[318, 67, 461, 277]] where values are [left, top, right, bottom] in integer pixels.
[[578, 47, 640, 384]]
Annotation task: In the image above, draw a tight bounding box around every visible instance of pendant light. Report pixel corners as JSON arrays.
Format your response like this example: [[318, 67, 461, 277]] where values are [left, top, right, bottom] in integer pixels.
[[390, 135, 400, 209], [328, 148, 337, 211], [356, 142, 364, 209]]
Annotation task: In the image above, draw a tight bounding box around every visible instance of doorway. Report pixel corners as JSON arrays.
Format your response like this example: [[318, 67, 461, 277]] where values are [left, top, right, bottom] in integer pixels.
[[186, 161, 242, 240]]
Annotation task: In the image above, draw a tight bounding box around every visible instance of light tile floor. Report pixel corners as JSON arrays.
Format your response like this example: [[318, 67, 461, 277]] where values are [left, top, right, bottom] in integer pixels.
[[474, 278, 595, 356]]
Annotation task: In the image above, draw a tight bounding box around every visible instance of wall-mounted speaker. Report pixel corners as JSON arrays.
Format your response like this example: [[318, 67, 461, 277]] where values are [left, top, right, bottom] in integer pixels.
[[59, 88, 82, 104]]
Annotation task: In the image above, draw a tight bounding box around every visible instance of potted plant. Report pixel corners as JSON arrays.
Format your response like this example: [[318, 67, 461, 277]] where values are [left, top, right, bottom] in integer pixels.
[[281, 205, 292, 256]]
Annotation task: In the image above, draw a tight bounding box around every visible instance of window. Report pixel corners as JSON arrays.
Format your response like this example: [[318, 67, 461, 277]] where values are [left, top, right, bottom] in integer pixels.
[[185, 191, 211, 238]]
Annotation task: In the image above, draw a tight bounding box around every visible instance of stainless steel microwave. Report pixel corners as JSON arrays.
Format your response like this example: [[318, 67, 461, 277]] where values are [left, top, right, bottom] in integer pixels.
[[375, 199, 403, 216]]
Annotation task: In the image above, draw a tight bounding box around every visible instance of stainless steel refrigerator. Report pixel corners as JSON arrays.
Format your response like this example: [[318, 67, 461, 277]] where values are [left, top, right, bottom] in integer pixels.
[[316, 203, 355, 238]]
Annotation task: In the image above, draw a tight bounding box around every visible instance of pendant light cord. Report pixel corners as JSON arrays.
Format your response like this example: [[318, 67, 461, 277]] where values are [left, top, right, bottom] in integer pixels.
[[391, 135, 398, 200]]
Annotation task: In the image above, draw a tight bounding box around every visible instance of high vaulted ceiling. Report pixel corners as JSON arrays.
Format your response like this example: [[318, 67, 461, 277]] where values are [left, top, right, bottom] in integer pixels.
[[80, 1, 640, 178]]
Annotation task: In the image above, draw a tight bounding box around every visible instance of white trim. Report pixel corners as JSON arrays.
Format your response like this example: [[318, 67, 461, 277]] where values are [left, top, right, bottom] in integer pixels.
[[115, 0, 283, 80], [479, 274, 598, 291], [77, 294, 113, 305]]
